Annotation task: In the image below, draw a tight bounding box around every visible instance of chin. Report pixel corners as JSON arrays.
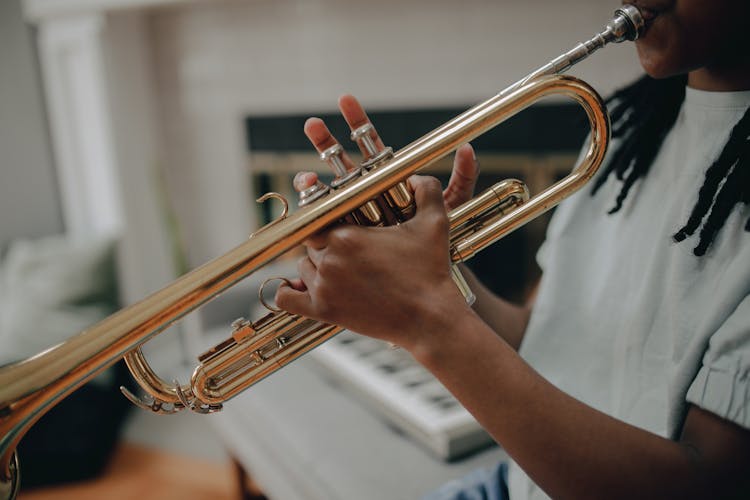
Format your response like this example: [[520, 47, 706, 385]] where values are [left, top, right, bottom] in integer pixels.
[[641, 63, 677, 80], [635, 43, 683, 80]]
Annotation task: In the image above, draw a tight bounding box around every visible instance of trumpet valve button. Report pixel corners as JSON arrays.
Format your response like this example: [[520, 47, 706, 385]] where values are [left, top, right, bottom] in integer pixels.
[[298, 180, 330, 207], [321, 144, 363, 188], [351, 123, 393, 170], [350, 123, 380, 158], [320, 144, 348, 177]]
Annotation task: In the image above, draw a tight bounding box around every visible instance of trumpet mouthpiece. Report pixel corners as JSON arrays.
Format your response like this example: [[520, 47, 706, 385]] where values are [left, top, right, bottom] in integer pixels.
[[610, 5, 645, 42]]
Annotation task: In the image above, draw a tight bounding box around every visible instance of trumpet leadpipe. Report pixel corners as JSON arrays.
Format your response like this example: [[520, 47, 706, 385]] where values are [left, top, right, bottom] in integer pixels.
[[0, 6, 645, 496]]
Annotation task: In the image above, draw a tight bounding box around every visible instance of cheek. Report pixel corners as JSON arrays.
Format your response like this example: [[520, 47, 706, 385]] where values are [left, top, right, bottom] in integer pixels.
[[635, 20, 705, 78], [635, 42, 665, 78], [635, 22, 687, 78], [636, 1, 747, 78]]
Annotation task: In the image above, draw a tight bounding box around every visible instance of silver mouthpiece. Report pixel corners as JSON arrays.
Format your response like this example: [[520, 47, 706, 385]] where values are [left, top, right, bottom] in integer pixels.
[[609, 5, 645, 42], [502, 6, 644, 95]]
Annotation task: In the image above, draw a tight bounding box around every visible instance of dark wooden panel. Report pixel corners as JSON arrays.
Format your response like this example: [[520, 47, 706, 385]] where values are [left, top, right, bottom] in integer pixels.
[[246, 103, 587, 154]]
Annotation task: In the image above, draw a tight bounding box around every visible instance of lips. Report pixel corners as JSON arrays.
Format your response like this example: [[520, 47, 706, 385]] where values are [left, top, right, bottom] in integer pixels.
[[623, 1, 671, 23], [638, 8, 658, 22]]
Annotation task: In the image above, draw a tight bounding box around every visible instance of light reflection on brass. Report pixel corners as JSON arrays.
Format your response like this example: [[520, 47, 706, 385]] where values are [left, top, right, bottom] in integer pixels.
[[0, 6, 644, 495]]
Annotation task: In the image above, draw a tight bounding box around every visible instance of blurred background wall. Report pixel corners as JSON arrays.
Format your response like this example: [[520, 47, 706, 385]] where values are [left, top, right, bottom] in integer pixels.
[[3, 0, 646, 374], [11, 0, 644, 284], [148, 0, 643, 266], [0, 0, 62, 249]]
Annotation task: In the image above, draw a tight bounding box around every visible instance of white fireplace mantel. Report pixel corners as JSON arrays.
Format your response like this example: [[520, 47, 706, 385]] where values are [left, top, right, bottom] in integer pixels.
[[23, 0, 643, 304], [22, 0, 254, 304], [23, 0, 190, 22]]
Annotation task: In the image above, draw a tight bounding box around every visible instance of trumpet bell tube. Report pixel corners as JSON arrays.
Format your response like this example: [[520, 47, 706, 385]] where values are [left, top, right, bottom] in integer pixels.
[[0, 6, 643, 497]]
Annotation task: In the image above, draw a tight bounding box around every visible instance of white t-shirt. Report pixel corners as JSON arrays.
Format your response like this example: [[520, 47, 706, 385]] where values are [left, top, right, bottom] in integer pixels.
[[508, 87, 750, 500]]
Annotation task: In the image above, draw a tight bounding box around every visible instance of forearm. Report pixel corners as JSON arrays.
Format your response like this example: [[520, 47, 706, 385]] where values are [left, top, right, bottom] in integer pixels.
[[413, 311, 730, 500], [457, 264, 531, 350], [277, 169, 746, 498]]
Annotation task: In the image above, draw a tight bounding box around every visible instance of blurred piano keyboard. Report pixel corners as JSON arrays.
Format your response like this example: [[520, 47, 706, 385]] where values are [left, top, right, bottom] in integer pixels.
[[311, 330, 495, 460]]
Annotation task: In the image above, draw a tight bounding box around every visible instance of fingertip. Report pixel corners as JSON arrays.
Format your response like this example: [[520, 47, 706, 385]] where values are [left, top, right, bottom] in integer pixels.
[[275, 281, 295, 303], [409, 173, 439, 188], [304, 116, 323, 130], [274, 287, 292, 311], [338, 94, 360, 109], [409, 175, 443, 206], [455, 143, 479, 171], [293, 171, 318, 192], [284, 278, 307, 292], [304, 117, 330, 144], [338, 94, 369, 128], [275, 283, 310, 316]]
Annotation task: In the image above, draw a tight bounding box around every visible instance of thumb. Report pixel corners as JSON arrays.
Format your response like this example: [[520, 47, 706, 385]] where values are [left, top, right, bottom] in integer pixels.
[[275, 281, 314, 317], [443, 143, 479, 210]]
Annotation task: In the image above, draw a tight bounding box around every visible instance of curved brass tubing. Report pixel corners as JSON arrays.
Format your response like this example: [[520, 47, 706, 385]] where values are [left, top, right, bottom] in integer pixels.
[[0, 5, 644, 494], [121, 76, 609, 411], [0, 73, 605, 500]]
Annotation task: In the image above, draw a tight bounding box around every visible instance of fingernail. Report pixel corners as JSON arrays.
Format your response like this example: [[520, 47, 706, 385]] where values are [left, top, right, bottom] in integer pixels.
[[293, 172, 311, 191]]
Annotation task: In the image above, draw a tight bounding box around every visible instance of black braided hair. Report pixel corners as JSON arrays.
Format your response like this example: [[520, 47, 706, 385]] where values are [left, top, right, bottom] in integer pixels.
[[591, 74, 750, 256]]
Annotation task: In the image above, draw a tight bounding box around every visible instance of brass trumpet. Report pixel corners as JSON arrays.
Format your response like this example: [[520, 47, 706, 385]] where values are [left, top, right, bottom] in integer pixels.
[[0, 6, 643, 497]]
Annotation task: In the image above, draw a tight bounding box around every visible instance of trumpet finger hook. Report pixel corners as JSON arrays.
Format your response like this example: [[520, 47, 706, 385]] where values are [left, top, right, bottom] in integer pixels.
[[259, 277, 294, 313], [250, 192, 289, 237]]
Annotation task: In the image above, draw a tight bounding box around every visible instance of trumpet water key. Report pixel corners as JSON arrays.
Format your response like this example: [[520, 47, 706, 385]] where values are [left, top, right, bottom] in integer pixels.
[[0, 6, 643, 498]]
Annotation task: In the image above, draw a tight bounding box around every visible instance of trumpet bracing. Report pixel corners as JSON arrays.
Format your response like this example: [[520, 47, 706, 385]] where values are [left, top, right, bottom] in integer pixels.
[[0, 6, 643, 497]]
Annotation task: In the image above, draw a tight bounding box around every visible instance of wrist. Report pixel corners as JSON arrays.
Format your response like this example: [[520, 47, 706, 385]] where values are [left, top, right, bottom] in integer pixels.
[[407, 295, 483, 367]]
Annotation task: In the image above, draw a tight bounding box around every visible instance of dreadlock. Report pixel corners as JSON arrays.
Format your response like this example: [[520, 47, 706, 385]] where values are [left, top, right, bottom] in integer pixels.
[[591, 74, 750, 256]]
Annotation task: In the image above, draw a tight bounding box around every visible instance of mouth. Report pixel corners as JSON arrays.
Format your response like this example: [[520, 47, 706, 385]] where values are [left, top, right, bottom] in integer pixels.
[[623, 1, 670, 26], [638, 8, 658, 23]]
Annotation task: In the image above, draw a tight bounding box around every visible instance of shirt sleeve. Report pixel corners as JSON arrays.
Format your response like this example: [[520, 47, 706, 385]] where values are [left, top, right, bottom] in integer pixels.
[[686, 293, 750, 430]]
